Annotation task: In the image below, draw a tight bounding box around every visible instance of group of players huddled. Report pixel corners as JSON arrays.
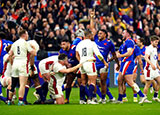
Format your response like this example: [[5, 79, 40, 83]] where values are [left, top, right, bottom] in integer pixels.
[[0, 11, 160, 105]]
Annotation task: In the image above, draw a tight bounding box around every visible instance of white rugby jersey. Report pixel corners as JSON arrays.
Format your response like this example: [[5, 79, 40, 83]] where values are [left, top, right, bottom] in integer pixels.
[[11, 38, 33, 61], [39, 55, 58, 70], [52, 62, 66, 87], [145, 45, 158, 69], [76, 39, 103, 63], [2, 54, 11, 78]]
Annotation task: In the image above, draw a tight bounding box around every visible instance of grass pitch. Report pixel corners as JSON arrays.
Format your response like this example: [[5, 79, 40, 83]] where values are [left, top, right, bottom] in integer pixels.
[[0, 87, 160, 115]]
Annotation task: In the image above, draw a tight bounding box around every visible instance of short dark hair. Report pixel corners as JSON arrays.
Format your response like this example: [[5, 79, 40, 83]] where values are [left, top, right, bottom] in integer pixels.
[[99, 29, 108, 35], [150, 35, 159, 42], [0, 31, 6, 39], [139, 37, 144, 44], [19, 29, 27, 37], [84, 29, 92, 37], [58, 53, 67, 60], [126, 29, 133, 35], [61, 38, 70, 43]]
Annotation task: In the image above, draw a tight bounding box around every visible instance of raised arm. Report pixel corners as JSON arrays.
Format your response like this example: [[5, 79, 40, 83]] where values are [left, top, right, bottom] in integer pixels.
[[90, 10, 97, 37]]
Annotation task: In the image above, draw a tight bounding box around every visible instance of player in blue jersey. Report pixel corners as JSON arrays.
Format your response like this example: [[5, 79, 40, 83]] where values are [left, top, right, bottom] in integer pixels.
[[90, 11, 120, 103], [116, 29, 146, 104], [122, 44, 145, 103], [0, 32, 13, 102], [59, 29, 85, 104], [0, 32, 13, 74]]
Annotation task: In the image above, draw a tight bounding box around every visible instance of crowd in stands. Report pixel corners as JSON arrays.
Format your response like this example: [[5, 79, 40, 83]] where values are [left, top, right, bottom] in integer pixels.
[[0, 0, 159, 51]]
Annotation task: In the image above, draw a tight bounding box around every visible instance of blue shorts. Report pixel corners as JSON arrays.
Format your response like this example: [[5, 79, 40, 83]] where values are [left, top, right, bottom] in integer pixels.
[[96, 63, 105, 72], [120, 61, 134, 76]]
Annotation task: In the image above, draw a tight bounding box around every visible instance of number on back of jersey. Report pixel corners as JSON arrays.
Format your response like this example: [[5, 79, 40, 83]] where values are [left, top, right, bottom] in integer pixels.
[[82, 47, 87, 56], [17, 46, 20, 55]]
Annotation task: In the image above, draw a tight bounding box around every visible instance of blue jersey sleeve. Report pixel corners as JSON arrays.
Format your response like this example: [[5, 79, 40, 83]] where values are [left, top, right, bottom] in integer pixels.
[[59, 49, 63, 54], [109, 41, 115, 53], [134, 45, 141, 57], [72, 38, 81, 46], [126, 39, 134, 49], [94, 34, 98, 41]]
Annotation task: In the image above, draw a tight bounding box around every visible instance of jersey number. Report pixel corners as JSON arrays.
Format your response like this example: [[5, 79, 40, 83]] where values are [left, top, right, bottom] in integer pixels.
[[82, 47, 87, 56], [17, 46, 20, 55]]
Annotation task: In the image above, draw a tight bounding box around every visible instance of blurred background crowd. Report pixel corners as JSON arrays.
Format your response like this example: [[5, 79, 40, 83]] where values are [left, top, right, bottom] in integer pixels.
[[0, 0, 160, 51]]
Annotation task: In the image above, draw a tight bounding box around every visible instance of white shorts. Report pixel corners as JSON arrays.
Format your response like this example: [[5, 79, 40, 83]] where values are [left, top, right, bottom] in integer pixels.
[[11, 60, 28, 77], [48, 76, 63, 99], [39, 61, 49, 75], [144, 68, 160, 80], [80, 62, 97, 76], [1, 77, 11, 87]]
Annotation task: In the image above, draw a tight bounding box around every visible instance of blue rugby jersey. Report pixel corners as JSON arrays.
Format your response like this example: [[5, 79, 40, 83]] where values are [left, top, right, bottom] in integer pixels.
[[0, 39, 13, 74], [119, 38, 135, 62], [94, 34, 115, 63]]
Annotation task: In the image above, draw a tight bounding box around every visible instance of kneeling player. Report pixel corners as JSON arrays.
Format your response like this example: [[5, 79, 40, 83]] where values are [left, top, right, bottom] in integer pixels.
[[48, 54, 83, 104]]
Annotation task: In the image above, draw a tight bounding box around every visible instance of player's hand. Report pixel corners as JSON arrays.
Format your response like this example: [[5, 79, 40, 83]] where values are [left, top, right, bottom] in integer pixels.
[[141, 70, 144, 75], [50, 72, 55, 76], [116, 65, 120, 71], [151, 64, 156, 70], [90, 11, 95, 19], [30, 70, 34, 78], [105, 63, 109, 69], [116, 53, 122, 58]]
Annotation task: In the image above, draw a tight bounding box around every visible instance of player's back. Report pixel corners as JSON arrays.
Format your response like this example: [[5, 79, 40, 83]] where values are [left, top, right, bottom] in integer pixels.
[[11, 39, 32, 61], [40, 55, 58, 64], [76, 39, 96, 63]]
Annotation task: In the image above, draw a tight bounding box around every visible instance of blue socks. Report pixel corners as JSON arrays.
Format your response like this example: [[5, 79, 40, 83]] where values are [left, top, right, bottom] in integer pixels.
[[0, 96, 7, 102], [154, 91, 158, 98], [36, 85, 45, 101], [123, 93, 126, 98], [65, 88, 71, 100], [134, 93, 137, 97], [23, 85, 29, 102], [42, 82, 48, 99], [84, 86, 89, 98], [0, 83, 2, 94], [62, 85, 65, 91], [106, 88, 113, 99], [96, 85, 102, 98], [137, 90, 144, 97], [118, 94, 123, 101], [80, 85, 85, 100], [7, 89, 9, 100], [89, 84, 95, 100]]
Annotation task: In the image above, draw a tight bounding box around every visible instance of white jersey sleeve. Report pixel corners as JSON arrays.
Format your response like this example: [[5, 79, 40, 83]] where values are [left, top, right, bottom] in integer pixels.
[[26, 42, 33, 53], [145, 46, 151, 56]]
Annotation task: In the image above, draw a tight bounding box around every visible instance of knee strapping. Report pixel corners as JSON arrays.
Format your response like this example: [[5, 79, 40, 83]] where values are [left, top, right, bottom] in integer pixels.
[[132, 83, 140, 93]]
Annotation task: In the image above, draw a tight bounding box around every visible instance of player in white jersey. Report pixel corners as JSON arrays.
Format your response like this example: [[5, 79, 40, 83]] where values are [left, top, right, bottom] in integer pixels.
[[49, 53, 83, 104], [144, 35, 160, 102], [8, 29, 36, 105], [39, 55, 58, 81], [76, 30, 108, 104], [37, 55, 58, 103]]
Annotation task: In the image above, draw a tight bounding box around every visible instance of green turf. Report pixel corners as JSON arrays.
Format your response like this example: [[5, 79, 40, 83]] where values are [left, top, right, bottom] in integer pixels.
[[0, 87, 160, 115]]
